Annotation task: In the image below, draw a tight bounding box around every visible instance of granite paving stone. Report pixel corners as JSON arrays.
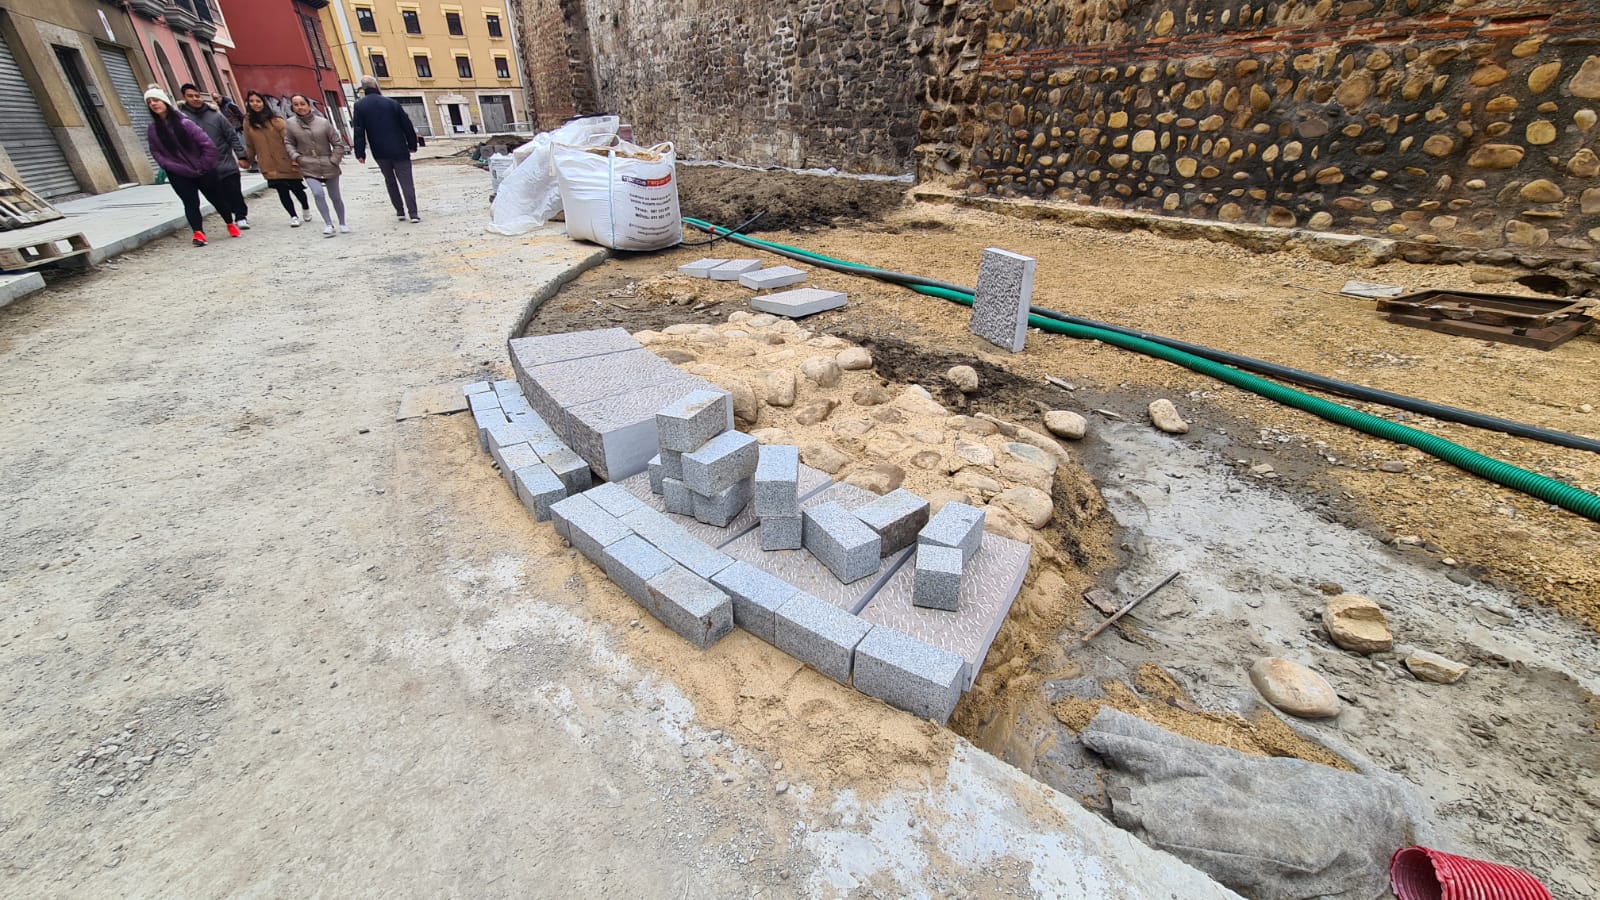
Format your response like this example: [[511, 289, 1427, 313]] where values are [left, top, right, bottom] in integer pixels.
[[754, 444, 800, 517], [552, 494, 632, 564], [860, 531, 1032, 689], [621, 507, 735, 580], [492, 379, 522, 403], [618, 468, 830, 549], [760, 515, 802, 550], [708, 259, 762, 280], [508, 327, 641, 371], [738, 265, 808, 290], [710, 561, 800, 643], [600, 534, 676, 604], [682, 430, 759, 497], [493, 442, 542, 490], [692, 478, 753, 528], [648, 455, 665, 494], [565, 374, 721, 481], [969, 248, 1036, 353], [750, 287, 847, 318], [584, 481, 646, 517], [643, 565, 735, 649], [463, 381, 492, 396], [852, 625, 966, 724], [912, 544, 963, 611], [773, 592, 873, 684], [919, 501, 986, 563], [541, 446, 593, 494], [663, 477, 694, 515], [656, 389, 734, 453], [854, 488, 931, 557], [677, 257, 729, 278], [513, 463, 567, 522], [659, 448, 684, 480], [802, 502, 882, 584]]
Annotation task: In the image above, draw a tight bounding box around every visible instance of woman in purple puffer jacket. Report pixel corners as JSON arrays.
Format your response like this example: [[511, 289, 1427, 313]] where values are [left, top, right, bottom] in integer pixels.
[[144, 85, 234, 246]]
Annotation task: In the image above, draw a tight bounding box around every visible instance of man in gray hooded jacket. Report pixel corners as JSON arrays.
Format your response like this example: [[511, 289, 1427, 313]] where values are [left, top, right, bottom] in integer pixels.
[[179, 83, 251, 229]]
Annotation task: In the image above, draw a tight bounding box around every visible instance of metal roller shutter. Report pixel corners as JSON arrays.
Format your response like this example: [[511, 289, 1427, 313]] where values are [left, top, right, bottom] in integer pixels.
[[0, 33, 81, 198], [396, 96, 431, 137], [97, 44, 155, 168]]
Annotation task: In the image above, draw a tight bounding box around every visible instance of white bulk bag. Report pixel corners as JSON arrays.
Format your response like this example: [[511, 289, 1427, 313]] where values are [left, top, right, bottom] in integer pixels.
[[487, 115, 618, 235], [552, 139, 682, 251]]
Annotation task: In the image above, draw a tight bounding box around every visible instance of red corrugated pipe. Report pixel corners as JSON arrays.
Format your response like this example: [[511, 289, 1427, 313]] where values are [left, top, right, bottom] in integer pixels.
[[1390, 846, 1552, 900]]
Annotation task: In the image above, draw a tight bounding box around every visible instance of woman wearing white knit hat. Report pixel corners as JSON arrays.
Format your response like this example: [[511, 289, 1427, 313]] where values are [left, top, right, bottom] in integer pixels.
[[144, 85, 236, 246]]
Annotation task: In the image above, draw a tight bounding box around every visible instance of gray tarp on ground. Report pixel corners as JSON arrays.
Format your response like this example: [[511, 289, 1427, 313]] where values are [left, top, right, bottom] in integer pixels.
[[1080, 707, 1426, 900]]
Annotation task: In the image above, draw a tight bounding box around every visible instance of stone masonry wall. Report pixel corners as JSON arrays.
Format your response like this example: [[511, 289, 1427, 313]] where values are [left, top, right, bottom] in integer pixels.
[[570, 0, 922, 175], [916, 0, 1600, 255], [510, 0, 601, 130]]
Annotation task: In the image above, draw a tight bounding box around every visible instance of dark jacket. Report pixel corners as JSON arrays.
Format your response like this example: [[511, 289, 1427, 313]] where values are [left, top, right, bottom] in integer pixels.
[[351, 90, 418, 161], [147, 114, 219, 180], [178, 102, 244, 179]]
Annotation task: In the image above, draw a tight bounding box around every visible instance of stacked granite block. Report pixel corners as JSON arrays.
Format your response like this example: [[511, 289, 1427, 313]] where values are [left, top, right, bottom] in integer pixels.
[[912, 501, 986, 610], [465, 380, 593, 521], [508, 328, 729, 481], [647, 391, 758, 530], [754, 445, 801, 550]]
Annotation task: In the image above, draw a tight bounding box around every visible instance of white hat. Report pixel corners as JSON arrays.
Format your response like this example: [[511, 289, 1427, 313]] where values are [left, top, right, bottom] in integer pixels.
[[143, 85, 174, 108]]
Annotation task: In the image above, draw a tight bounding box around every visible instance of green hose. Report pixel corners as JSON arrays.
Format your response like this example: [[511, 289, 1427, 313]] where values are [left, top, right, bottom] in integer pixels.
[[683, 217, 1600, 523]]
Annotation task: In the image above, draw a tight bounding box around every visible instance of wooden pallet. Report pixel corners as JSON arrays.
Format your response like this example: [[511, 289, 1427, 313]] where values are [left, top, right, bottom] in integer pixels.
[[0, 171, 64, 230], [1386, 311, 1593, 350], [0, 232, 90, 273], [1377, 289, 1588, 328]]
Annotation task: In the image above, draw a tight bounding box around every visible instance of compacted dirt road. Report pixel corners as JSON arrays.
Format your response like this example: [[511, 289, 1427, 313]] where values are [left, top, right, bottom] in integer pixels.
[[0, 161, 1225, 897]]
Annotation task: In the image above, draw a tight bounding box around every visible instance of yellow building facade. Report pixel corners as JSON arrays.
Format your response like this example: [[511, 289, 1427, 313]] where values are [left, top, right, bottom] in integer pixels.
[[319, 1, 527, 136]]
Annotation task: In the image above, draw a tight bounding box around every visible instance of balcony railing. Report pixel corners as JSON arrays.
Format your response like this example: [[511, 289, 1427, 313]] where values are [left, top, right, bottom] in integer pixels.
[[164, 0, 200, 33], [129, 0, 167, 18]]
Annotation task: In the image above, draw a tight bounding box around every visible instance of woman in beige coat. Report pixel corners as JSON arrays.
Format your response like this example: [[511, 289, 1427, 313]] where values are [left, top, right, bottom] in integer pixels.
[[241, 91, 310, 227], [283, 94, 347, 236]]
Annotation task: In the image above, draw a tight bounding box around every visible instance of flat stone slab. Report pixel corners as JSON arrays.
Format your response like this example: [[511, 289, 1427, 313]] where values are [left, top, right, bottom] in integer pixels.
[[750, 287, 847, 319], [677, 257, 728, 278], [508, 327, 641, 370], [723, 527, 911, 616], [859, 531, 1032, 689], [523, 349, 689, 437], [708, 259, 763, 280], [969, 247, 1036, 353], [773, 591, 872, 684], [738, 265, 808, 290], [565, 374, 724, 481], [853, 625, 966, 724], [618, 465, 830, 549], [397, 382, 471, 421]]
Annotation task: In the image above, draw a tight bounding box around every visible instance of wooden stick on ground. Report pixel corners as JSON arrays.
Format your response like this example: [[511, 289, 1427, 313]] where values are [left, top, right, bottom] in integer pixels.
[[1078, 571, 1182, 648]]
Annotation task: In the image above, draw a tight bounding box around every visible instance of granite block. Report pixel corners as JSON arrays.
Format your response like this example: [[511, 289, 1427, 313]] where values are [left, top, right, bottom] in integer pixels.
[[499, 393, 535, 419], [507, 409, 560, 444], [565, 374, 722, 481], [513, 463, 567, 522], [754, 444, 800, 517], [600, 534, 676, 604], [854, 488, 931, 558], [494, 442, 542, 490], [463, 381, 493, 397], [677, 257, 728, 278], [708, 259, 762, 280], [738, 265, 808, 290], [492, 379, 522, 403], [508, 327, 641, 370], [468, 391, 502, 419], [773, 592, 872, 684], [648, 455, 665, 494], [682, 430, 759, 497], [554, 494, 632, 564], [802, 502, 882, 584], [722, 524, 911, 614], [919, 501, 986, 564], [760, 515, 802, 551], [656, 389, 734, 453], [662, 477, 694, 515], [621, 507, 734, 580], [859, 532, 1032, 689], [541, 446, 593, 495], [692, 478, 753, 528], [750, 288, 847, 318], [659, 448, 684, 480], [473, 404, 509, 452], [585, 481, 646, 518], [483, 419, 531, 453], [524, 349, 687, 430], [710, 561, 799, 643], [643, 566, 735, 649], [852, 625, 966, 724], [969, 248, 1036, 353], [912, 544, 963, 611]]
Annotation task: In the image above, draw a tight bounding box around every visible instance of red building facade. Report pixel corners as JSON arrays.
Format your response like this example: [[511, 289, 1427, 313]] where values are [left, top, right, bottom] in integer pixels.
[[215, 0, 347, 134]]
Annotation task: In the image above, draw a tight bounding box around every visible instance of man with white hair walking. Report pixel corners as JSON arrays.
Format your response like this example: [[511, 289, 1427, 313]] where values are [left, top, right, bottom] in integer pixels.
[[351, 75, 421, 222]]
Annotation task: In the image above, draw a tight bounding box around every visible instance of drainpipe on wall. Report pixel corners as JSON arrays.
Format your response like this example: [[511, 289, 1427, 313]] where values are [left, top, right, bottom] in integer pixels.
[[327, 0, 365, 85], [501, 0, 526, 128]]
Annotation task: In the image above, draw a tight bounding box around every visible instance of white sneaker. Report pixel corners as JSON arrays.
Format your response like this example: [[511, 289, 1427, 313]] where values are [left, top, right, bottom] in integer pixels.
[[338, 224, 350, 233], [289, 215, 301, 227], [237, 218, 251, 230], [323, 225, 335, 237]]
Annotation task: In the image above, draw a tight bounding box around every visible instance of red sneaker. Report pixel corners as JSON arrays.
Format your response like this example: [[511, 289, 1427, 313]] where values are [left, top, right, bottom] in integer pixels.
[[226, 223, 241, 238], [192, 231, 207, 246]]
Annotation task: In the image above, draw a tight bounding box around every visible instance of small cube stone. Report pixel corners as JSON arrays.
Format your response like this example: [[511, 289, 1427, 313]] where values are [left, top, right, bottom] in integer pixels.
[[600, 534, 676, 604], [919, 502, 986, 563], [659, 448, 684, 480], [663, 477, 694, 515], [852, 626, 966, 723], [754, 444, 800, 517], [643, 566, 735, 649], [585, 481, 645, 518], [682, 430, 759, 497], [647, 455, 665, 494], [912, 544, 963, 611], [854, 489, 931, 557], [750, 288, 847, 318], [552, 494, 631, 563], [621, 507, 734, 580], [760, 515, 802, 551], [802, 503, 882, 584], [492, 379, 522, 403], [738, 265, 808, 290], [494, 442, 542, 490], [708, 259, 762, 280], [513, 463, 567, 522], [710, 561, 800, 643], [656, 389, 733, 453], [773, 592, 872, 684], [692, 478, 753, 528], [468, 391, 502, 419], [463, 381, 493, 397], [542, 446, 593, 494], [677, 257, 728, 278]]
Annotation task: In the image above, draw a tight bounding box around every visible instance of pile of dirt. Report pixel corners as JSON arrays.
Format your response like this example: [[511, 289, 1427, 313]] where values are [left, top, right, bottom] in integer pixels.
[[676, 164, 910, 232]]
